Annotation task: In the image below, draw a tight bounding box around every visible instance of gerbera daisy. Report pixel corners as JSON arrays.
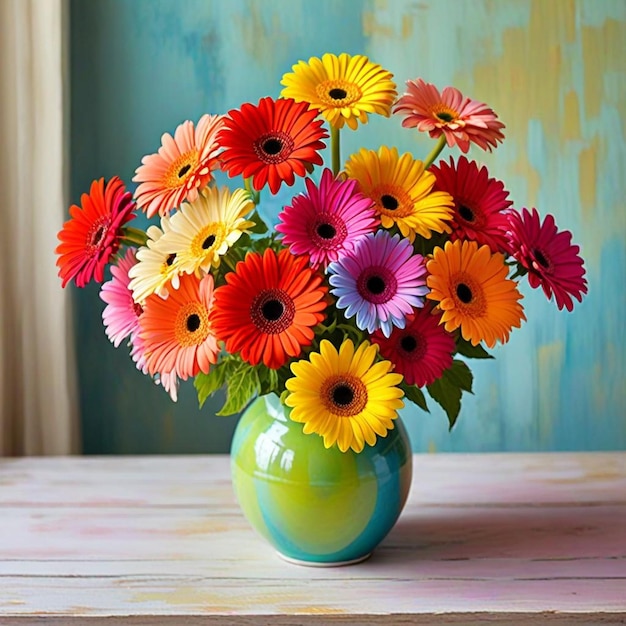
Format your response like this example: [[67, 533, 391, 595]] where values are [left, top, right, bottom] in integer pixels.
[[328, 230, 428, 337], [426, 240, 525, 348], [430, 156, 512, 253], [100, 248, 142, 347], [128, 219, 181, 304], [280, 53, 397, 130], [393, 78, 505, 153], [138, 273, 219, 379], [275, 168, 378, 268], [371, 304, 456, 388], [164, 186, 255, 275], [133, 113, 224, 218], [130, 332, 180, 402], [217, 97, 327, 195], [56, 176, 136, 288], [505, 208, 587, 312], [285, 339, 404, 453], [211, 248, 328, 369], [344, 146, 454, 241]]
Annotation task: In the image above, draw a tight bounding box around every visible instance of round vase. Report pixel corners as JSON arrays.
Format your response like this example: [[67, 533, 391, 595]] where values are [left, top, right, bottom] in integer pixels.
[[230, 394, 412, 566]]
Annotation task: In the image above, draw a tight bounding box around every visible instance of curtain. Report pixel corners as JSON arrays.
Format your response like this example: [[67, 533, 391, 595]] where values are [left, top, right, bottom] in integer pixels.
[[0, 0, 79, 455]]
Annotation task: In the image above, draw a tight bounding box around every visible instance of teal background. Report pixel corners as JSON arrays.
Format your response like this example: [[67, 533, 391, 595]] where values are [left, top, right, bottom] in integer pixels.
[[70, 0, 626, 454]]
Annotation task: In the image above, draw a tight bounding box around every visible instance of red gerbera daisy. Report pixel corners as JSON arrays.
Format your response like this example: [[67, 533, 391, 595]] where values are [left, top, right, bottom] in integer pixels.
[[506, 208, 587, 312], [430, 156, 512, 253], [217, 97, 328, 195], [56, 177, 136, 288], [371, 304, 456, 387], [211, 248, 328, 369]]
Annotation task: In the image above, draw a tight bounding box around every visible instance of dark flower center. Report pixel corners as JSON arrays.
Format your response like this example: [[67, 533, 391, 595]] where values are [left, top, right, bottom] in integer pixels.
[[166, 253, 176, 266], [262, 138, 283, 155], [186, 313, 201, 332], [316, 223, 337, 239], [436, 111, 454, 122], [366, 275, 386, 295], [332, 384, 354, 406], [381, 194, 399, 211], [178, 164, 192, 178], [458, 205, 475, 222], [261, 299, 284, 322], [133, 302, 143, 318], [400, 335, 418, 353], [202, 234, 216, 249], [91, 225, 105, 246], [534, 249, 550, 268], [456, 283, 473, 303], [357, 266, 398, 304], [329, 88, 347, 100]]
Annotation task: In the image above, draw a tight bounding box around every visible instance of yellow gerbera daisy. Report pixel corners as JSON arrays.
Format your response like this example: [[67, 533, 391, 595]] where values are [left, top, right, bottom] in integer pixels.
[[426, 240, 526, 348], [345, 146, 454, 241], [285, 339, 404, 453], [165, 187, 255, 275], [280, 53, 397, 130]]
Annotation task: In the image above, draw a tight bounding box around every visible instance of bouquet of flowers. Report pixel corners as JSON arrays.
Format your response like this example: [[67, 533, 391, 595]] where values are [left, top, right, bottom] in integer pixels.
[[56, 53, 587, 454]]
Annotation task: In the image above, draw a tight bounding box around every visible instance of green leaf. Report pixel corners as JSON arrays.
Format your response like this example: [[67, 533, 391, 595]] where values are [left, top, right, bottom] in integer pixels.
[[194, 359, 235, 408], [217, 362, 261, 416], [248, 210, 269, 234], [400, 382, 430, 413], [426, 359, 473, 430], [455, 337, 494, 359]]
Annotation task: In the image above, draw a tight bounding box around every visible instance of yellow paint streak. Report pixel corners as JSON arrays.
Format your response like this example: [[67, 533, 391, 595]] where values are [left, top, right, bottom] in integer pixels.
[[578, 137, 599, 217], [537, 342, 564, 444], [561, 90, 581, 142], [401, 14, 413, 40], [427, 440, 437, 454], [362, 11, 394, 39]]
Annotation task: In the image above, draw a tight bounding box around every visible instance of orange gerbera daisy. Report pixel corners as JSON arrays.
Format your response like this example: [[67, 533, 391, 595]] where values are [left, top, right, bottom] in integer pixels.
[[426, 240, 525, 348], [133, 114, 224, 218], [217, 97, 328, 195], [56, 176, 136, 288], [211, 248, 328, 369], [138, 273, 219, 379]]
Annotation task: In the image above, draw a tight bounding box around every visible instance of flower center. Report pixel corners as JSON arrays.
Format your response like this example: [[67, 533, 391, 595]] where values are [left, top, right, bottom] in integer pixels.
[[451, 273, 486, 317], [175, 301, 210, 347], [533, 248, 551, 270], [328, 88, 347, 100], [456, 283, 473, 303], [436, 111, 455, 122], [87, 217, 109, 251], [308, 213, 347, 251], [202, 235, 216, 249], [357, 266, 398, 304], [433, 106, 458, 124], [132, 302, 143, 318], [399, 332, 426, 361], [253, 131, 295, 164], [375, 185, 414, 218], [316, 80, 362, 107], [164, 149, 199, 189], [458, 205, 475, 222], [250, 288, 295, 334], [191, 223, 225, 262], [381, 194, 399, 211], [317, 223, 336, 239], [320, 374, 368, 417]]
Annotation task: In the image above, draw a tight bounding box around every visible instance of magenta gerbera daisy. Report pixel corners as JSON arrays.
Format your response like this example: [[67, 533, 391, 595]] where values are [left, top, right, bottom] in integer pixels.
[[275, 168, 378, 268], [371, 304, 456, 387], [430, 156, 512, 253], [100, 248, 143, 347], [393, 78, 505, 153], [505, 208, 588, 312], [328, 230, 428, 337]]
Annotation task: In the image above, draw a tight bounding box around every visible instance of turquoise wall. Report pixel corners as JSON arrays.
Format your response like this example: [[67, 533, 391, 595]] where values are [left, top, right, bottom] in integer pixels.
[[70, 0, 626, 454]]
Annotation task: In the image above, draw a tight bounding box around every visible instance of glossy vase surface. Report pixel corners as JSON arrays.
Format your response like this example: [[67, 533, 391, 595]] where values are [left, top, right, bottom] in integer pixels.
[[230, 394, 412, 566]]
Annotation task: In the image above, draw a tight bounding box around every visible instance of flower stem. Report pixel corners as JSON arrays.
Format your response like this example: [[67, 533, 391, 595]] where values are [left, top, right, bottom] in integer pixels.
[[121, 226, 148, 247], [423, 135, 447, 169], [244, 177, 260, 205], [331, 125, 341, 176]]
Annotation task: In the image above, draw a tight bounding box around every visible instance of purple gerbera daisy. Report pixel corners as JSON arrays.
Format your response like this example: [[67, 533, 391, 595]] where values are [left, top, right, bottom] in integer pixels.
[[328, 230, 428, 337], [100, 248, 143, 347], [276, 168, 378, 269]]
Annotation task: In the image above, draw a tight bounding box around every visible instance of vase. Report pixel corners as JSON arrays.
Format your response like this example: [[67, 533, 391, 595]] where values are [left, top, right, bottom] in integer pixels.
[[230, 393, 412, 566]]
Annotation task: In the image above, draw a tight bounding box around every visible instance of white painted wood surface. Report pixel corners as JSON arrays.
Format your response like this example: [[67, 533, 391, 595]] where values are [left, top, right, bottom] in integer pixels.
[[0, 453, 625, 624]]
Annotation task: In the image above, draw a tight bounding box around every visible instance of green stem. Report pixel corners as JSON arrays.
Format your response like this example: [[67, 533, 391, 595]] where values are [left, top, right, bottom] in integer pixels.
[[121, 226, 148, 247], [422, 135, 447, 169], [331, 125, 341, 176], [244, 177, 260, 205]]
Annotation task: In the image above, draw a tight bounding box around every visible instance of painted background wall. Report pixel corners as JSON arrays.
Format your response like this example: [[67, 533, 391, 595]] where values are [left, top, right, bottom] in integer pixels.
[[70, 0, 625, 454]]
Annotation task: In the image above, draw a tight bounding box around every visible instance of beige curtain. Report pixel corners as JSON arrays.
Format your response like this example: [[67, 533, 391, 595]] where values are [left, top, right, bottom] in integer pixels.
[[0, 0, 79, 455]]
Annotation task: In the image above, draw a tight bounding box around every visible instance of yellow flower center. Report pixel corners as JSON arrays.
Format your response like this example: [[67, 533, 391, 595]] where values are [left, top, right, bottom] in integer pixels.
[[316, 80, 362, 108], [451, 272, 486, 317], [191, 222, 225, 260], [320, 374, 368, 417], [432, 106, 459, 124], [161, 253, 177, 277], [174, 301, 210, 347], [163, 149, 199, 189], [374, 185, 414, 218]]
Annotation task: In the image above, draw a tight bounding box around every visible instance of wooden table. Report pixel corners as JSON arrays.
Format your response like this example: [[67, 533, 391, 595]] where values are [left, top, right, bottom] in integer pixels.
[[1, 453, 625, 624]]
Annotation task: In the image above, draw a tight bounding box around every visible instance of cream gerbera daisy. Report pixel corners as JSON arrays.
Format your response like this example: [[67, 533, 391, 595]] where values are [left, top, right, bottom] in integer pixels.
[[345, 146, 454, 241], [165, 187, 255, 275], [128, 219, 180, 304], [285, 339, 404, 453], [280, 53, 397, 130]]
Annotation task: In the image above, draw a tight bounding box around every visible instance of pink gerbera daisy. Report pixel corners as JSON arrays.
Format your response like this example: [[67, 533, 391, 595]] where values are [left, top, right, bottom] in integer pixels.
[[138, 273, 220, 379], [505, 208, 588, 312], [100, 248, 143, 347], [371, 304, 456, 387], [430, 156, 512, 253], [276, 168, 378, 269], [133, 114, 224, 218], [393, 78, 505, 153]]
